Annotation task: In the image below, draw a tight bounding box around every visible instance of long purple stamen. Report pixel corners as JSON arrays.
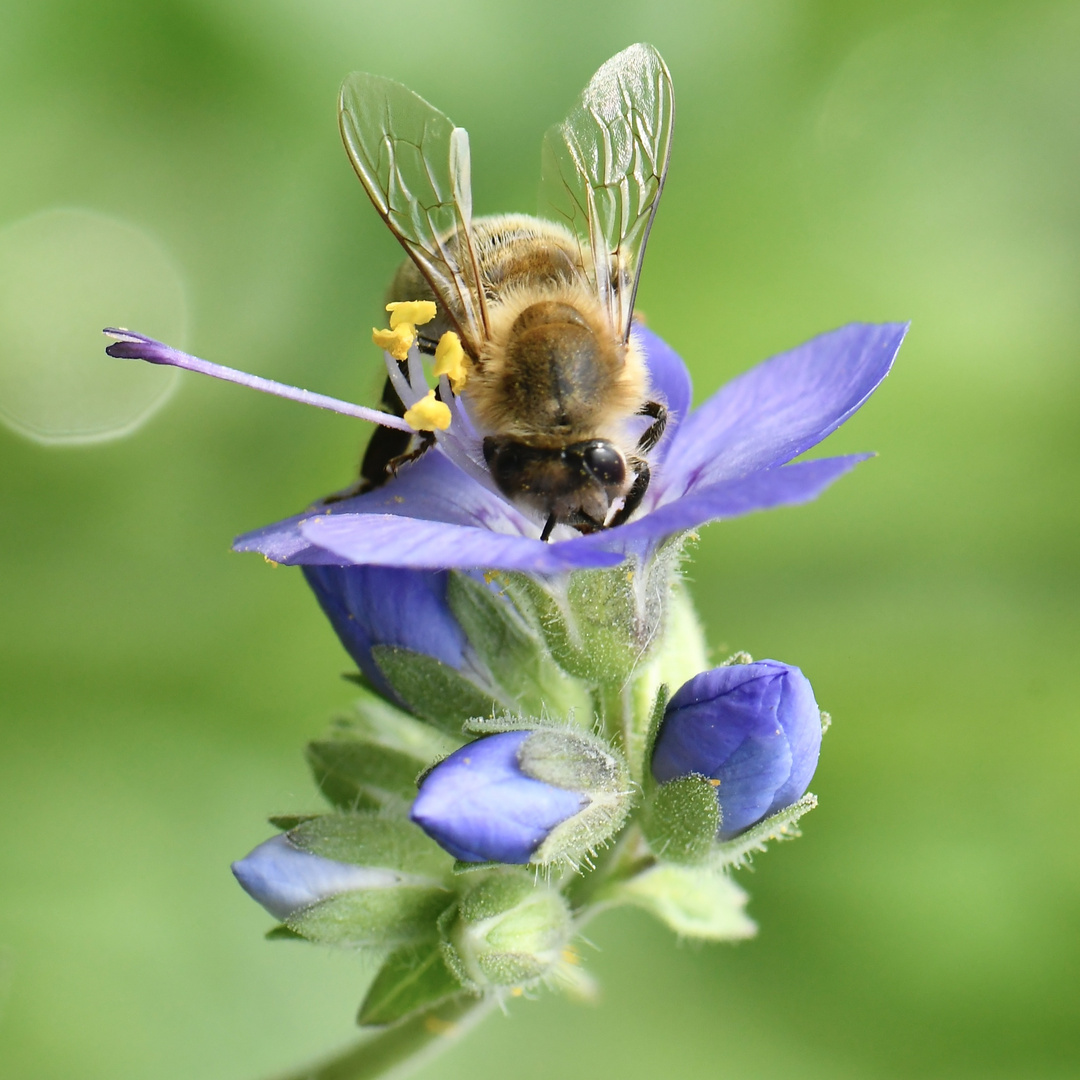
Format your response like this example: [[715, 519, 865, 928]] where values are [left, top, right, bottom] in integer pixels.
[[104, 329, 413, 432]]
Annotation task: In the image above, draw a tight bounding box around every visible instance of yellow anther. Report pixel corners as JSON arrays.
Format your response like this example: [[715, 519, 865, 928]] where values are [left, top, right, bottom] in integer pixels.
[[403, 389, 452, 431], [708, 778, 722, 787], [510, 987, 524, 998], [561, 947, 580, 965], [386, 300, 437, 328], [372, 324, 415, 361], [433, 331, 468, 392]]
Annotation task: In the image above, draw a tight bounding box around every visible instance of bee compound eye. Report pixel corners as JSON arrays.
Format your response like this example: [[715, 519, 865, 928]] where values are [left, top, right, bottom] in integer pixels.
[[579, 441, 626, 488]]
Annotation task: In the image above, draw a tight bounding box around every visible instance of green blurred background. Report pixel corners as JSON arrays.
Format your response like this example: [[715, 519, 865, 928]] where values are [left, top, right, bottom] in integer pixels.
[[2, 0, 1078, 1077]]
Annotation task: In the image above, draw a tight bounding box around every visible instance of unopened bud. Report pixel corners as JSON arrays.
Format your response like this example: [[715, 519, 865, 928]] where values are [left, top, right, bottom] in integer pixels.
[[443, 870, 573, 990], [651, 660, 821, 838], [411, 728, 631, 866]]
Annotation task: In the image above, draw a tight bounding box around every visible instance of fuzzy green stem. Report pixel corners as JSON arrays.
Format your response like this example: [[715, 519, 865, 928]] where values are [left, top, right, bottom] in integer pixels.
[[266, 995, 495, 1080], [563, 823, 654, 912]]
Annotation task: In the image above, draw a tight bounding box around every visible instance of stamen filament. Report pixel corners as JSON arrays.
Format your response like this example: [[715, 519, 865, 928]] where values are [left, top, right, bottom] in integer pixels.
[[104, 329, 412, 432]]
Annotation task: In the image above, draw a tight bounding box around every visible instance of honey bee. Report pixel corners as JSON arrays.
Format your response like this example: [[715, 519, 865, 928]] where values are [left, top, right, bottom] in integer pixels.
[[343, 44, 674, 542]]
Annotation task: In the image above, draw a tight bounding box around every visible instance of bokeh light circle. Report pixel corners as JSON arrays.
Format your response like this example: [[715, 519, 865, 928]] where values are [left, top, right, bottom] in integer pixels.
[[0, 207, 188, 445]]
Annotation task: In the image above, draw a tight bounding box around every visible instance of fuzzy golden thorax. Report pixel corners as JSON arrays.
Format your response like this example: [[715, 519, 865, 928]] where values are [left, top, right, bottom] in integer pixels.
[[467, 280, 647, 451]]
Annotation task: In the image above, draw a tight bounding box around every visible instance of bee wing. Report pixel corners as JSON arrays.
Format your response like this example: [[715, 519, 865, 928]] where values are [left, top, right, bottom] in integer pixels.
[[339, 73, 489, 354], [541, 43, 674, 344]]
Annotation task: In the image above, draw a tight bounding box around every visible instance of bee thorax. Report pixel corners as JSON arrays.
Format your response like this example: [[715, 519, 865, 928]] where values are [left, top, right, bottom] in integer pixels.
[[500, 301, 616, 432]]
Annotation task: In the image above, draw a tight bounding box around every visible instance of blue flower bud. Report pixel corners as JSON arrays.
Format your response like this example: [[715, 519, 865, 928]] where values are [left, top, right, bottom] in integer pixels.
[[411, 731, 585, 864], [411, 729, 631, 866], [232, 834, 414, 920], [652, 660, 821, 838]]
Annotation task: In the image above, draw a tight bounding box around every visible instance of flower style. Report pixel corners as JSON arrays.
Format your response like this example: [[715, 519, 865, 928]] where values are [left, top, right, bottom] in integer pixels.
[[652, 660, 823, 837]]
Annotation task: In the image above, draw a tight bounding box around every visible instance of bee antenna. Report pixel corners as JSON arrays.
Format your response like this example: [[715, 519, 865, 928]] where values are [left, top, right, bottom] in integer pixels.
[[103, 328, 413, 433]]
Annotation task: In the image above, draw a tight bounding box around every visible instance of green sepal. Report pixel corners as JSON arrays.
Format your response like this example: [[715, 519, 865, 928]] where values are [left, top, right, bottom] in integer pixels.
[[450, 870, 574, 989], [713, 793, 818, 869], [371, 646, 499, 734], [309, 695, 464, 809], [608, 862, 757, 942], [305, 741, 420, 811], [638, 683, 670, 792], [357, 942, 466, 1026], [643, 775, 721, 864], [287, 885, 453, 948], [516, 729, 633, 868], [446, 572, 590, 721], [265, 924, 304, 941], [452, 860, 501, 875], [307, 725, 447, 810], [288, 813, 452, 879], [502, 566, 645, 687], [267, 814, 318, 831]]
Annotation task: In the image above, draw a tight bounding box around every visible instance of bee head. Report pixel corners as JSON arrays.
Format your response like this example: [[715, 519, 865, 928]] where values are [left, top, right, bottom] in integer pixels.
[[483, 436, 629, 530]]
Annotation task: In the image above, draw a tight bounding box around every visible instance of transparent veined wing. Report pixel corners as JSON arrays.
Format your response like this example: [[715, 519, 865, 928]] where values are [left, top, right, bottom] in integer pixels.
[[541, 43, 674, 344], [339, 73, 489, 355]]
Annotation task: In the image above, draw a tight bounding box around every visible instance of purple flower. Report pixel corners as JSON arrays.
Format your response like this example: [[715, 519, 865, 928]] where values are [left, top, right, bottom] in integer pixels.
[[411, 731, 586, 863], [651, 661, 822, 838], [107, 322, 904, 572], [231, 322, 906, 572]]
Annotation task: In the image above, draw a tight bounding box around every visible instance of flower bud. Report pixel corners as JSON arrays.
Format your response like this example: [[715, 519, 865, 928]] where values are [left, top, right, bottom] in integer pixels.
[[651, 660, 821, 838], [444, 870, 573, 990], [232, 834, 411, 920], [232, 816, 453, 947], [411, 729, 630, 866]]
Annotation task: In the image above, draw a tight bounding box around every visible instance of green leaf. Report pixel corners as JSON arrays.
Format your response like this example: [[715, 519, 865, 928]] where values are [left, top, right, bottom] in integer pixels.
[[288, 814, 453, 878], [288, 885, 453, 948], [357, 942, 465, 1026], [610, 863, 757, 942], [643, 775, 720, 864], [371, 646, 499, 733], [446, 573, 590, 719]]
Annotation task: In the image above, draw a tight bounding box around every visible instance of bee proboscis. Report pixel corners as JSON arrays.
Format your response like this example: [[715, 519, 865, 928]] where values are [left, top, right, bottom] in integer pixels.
[[341, 44, 675, 542]]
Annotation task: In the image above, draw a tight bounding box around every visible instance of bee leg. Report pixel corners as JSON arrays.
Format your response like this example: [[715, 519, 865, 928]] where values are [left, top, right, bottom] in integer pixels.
[[387, 430, 436, 476], [540, 513, 559, 543], [608, 457, 651, 528], [636, 400, 667, 453]]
